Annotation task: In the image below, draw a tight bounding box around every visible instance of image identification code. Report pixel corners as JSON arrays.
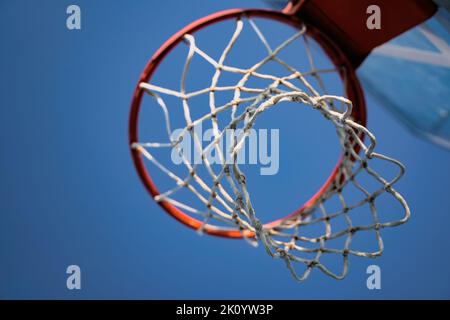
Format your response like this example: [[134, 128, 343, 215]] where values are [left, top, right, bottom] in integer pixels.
[[176, 304, 274, 317]]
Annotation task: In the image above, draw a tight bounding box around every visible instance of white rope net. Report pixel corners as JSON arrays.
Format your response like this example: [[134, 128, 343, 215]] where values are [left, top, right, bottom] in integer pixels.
[[132, 16, 411, 282]]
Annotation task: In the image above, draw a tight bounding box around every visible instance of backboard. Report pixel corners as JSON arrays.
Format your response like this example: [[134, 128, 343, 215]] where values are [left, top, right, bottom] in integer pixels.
[[360, 7, 450, 148], [266, 0, 450, 148]]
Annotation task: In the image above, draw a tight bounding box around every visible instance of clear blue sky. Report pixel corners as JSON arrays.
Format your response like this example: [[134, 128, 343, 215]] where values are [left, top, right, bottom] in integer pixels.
[[0, 0, 449, 299]]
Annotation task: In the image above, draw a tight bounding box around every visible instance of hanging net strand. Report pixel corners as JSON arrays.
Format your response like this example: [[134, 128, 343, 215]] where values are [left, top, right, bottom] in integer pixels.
[[131, 15, 410, 283]]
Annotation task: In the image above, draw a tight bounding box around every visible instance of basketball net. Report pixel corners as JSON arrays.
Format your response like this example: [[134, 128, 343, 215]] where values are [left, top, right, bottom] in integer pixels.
[[132, 16, 410, 282]]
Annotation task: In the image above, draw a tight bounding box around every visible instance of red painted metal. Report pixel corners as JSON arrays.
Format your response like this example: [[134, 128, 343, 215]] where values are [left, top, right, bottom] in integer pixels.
[[129, 9, 366, 238], [285, 0, 437, 67]]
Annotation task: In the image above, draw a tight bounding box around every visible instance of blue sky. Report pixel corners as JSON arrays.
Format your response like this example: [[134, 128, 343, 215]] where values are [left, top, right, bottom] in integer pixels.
[[0, 0, 449, 299]]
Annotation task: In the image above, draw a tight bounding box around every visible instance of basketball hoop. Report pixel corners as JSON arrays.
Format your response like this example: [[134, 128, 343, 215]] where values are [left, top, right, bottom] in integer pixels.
[[129, 9, 410, 282]]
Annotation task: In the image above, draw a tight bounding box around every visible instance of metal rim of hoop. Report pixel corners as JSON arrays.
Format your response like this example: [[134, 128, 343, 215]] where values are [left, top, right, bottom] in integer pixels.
[[129, 9, 367, 239]]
